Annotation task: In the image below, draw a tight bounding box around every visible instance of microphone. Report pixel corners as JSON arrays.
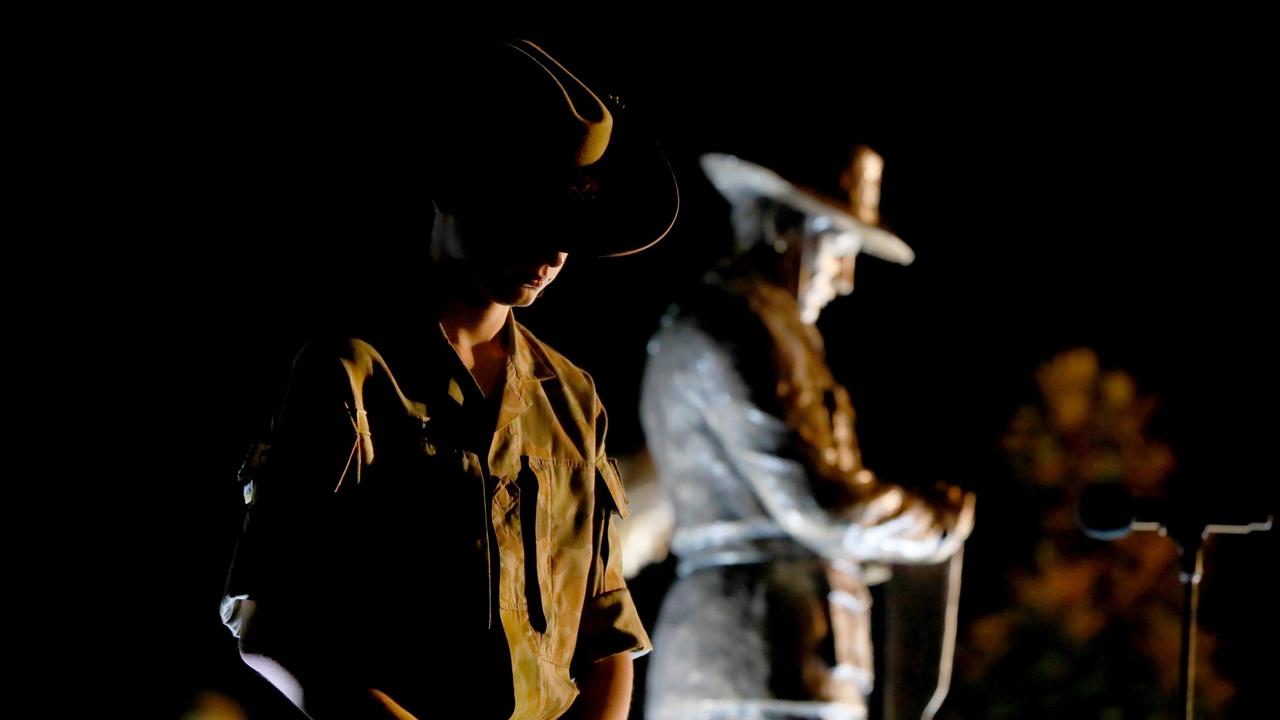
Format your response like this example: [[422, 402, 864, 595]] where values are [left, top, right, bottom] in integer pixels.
[[1077, 482, 1273, 542], [1077, 481, 1271, 720]]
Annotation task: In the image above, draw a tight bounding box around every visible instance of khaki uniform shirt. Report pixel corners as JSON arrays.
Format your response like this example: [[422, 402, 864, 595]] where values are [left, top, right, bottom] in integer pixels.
[[224, 310, 650, 719]]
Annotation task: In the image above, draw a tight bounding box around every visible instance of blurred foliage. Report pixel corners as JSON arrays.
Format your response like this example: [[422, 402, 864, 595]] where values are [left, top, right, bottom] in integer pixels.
[[940, 349, 1232, 719]]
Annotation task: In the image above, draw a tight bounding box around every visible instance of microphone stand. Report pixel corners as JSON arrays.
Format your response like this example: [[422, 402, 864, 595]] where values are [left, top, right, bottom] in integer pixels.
[[1164, 517, 1271, 720], [1172, 529, 1203, 720]]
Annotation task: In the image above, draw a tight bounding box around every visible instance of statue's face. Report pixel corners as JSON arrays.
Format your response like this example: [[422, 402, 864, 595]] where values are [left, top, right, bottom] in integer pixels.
[[798, 216, 860, 324]]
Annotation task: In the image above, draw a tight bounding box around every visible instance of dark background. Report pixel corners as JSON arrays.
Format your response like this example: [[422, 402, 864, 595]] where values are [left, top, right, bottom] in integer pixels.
[[63, 22, 1275, 718]]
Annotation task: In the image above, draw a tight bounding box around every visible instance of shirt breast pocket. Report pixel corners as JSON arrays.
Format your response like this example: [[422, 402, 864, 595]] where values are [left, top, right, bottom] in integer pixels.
[[504, 455, 593, 666]]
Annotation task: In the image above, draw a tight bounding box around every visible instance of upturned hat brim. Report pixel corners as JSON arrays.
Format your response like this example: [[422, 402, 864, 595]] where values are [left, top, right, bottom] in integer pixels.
[[700, 153, 913, 266], [429, 40, 679, 258]]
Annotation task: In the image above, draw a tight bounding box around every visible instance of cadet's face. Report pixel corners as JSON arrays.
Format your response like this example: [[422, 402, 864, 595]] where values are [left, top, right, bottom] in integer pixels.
[[447, 210, 570, 307], [475, 247, 569, 307]]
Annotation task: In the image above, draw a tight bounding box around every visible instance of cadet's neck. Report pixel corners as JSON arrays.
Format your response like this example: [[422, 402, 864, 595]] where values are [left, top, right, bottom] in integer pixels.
[[440, 297, 507, 351], [439, 297, 510, 399]]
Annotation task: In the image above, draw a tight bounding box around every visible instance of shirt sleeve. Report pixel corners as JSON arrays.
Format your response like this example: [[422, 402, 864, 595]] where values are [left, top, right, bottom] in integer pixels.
[[574, 400, 652, 665], [221, 339, 360, 642]]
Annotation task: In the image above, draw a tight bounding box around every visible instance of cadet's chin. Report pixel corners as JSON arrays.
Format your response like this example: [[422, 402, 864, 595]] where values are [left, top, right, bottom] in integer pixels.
[[491, 284, 545, 308]]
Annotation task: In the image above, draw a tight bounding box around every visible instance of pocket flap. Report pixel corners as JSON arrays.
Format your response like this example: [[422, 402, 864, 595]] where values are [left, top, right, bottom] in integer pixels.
[[596, 456, 629, 519]]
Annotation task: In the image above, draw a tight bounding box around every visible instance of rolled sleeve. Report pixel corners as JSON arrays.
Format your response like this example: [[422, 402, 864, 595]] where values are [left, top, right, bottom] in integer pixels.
[[576, 455, 653, 663], [578, 587, 652, 661]]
